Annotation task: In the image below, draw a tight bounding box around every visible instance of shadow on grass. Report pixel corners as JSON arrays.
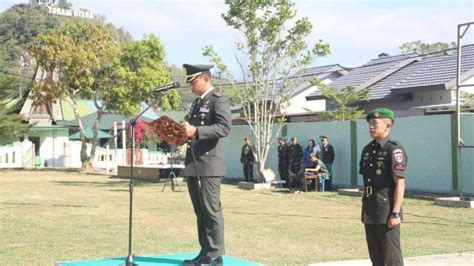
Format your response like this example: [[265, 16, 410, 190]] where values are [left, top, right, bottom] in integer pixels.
[[228, 210, 359, 220], [50, 178, 164, 188], [1, 202, 97, 208], [405, 212, 474, 226]]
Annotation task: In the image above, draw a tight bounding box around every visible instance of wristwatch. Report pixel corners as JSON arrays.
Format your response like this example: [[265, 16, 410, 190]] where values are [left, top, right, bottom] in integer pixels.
[[391, 211, 400, 218]]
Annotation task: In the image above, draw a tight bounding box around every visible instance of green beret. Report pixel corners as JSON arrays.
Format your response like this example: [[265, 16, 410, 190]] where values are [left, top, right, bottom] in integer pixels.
[[319, 135, 327, 140], [278, 137, 286, 141], [291, 137, 297, 141], [366, 108, 394, 121]]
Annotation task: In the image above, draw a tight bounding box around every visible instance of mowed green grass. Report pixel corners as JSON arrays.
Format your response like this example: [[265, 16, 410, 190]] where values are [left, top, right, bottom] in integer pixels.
[[1, 170, 473, 265]]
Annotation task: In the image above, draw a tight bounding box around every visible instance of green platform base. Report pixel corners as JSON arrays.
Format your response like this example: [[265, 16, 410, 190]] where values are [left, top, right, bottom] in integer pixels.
[[56, 252, 260, 266]]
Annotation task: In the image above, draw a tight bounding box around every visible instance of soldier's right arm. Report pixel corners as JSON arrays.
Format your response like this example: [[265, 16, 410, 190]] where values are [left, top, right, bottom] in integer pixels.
[[358, 147, 366, 175]]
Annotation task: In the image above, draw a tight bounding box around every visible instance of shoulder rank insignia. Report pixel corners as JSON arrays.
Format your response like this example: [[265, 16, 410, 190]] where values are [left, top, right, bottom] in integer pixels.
[[213, 92, 224, 97]]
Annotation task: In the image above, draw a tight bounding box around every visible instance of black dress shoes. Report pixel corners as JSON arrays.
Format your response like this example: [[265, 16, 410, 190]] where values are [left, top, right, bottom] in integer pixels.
[[183, 254, 206, 266], [196, 256, 223, 266]]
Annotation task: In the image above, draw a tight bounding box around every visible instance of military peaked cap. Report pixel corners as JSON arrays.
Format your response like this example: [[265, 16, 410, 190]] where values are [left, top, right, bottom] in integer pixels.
[[183, 64, 214, 83], [366, 108, 394, 121]]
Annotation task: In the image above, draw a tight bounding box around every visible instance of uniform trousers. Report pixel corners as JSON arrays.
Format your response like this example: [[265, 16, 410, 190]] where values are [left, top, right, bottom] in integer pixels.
[[364, 224, 403, 266], [278, 165, 289, 188], [243, 163, 253, 182], [187, 176, 225, 257], [325, 162, 333, 191]]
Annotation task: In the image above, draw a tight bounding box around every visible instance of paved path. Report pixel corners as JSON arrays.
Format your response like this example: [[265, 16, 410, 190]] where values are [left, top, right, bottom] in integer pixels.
[[309, 252, 474, 266]]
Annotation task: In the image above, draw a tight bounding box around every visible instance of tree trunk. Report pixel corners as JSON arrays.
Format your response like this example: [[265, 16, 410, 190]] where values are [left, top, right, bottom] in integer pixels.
[[65, 96, 90, 169], [85, 108, 104, 170]]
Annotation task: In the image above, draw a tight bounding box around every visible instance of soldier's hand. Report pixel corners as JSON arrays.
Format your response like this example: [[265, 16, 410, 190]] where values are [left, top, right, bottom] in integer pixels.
[[185, 125, 197, 137], [388, 216, 401, 229]]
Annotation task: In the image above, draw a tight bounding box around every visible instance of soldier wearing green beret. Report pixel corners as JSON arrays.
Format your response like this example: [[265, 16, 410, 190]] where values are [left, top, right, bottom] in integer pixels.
[[359, 108, 407, 266], [183, 63, 231, 266]]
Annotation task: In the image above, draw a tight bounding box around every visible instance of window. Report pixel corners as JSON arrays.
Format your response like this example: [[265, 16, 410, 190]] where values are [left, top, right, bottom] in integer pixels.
[[420, 96, 423, 102]]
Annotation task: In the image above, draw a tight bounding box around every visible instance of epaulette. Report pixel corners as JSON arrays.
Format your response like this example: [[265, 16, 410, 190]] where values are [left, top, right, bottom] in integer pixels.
[[388, 139, 399, 146], [212, 92, 224, 98]]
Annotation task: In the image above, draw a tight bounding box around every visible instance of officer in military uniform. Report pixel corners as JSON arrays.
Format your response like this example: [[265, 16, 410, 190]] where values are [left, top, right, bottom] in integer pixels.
[[288, 137, 303, 173], [182, 64, 231, 266], [277, 137, 289, 187], [359, 108, 407, 266], [288, 137, 303, 190], [319, 135, 335, 191], [240, 138, 255, 182]]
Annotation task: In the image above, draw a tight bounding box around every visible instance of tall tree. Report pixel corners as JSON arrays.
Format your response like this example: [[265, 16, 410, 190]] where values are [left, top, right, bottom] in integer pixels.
[[399, 41, 456, 55], [204, 0, 330, 179], [0, 1, 131, 95], [0, 77, 30, 140], [30, 21, 179, 169], [315, 84, 369, 121]]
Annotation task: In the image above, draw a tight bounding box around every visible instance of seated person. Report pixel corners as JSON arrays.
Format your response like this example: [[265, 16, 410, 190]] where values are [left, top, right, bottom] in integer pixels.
[[305, 153, 329, 191], [288, 162, 305, 192]]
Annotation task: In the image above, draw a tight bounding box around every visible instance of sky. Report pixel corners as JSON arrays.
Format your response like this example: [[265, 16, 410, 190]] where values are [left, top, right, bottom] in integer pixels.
[[1, 0, 473, 77]]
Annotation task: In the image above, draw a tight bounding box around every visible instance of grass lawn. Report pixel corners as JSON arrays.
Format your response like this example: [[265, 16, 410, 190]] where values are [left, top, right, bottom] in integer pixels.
[[1, 170, 473, 265]]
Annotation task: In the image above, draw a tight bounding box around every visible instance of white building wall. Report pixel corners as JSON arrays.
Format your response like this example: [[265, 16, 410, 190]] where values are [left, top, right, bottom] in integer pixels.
[[0, 140, 34, 168], [287, 87, 326, 114], [412, 90, 453, 106], [29, 128, 69, 167], [461, 76, 474, 94], [286, 78, 333, 115]]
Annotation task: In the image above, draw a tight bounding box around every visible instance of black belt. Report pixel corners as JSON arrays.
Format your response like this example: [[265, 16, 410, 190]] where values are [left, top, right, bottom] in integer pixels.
[[364, 186, 373, 197]]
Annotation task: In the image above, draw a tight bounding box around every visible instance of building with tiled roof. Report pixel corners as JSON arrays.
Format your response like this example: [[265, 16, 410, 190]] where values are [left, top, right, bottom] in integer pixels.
[[285, 64, 348, 115], [306, 45, 474, 117], [228, 64, 348, 123]]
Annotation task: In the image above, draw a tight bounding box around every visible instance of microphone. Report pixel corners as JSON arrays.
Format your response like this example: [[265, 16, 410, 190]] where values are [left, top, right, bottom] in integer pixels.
[[153, 81, 180, 93]]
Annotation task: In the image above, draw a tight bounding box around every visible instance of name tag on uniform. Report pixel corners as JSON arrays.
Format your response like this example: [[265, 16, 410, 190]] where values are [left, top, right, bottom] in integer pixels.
[[199, 107, 209, 112]]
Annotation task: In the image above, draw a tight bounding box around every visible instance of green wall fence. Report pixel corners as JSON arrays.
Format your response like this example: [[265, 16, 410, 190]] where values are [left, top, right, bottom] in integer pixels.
[[223, 114, 474, 195]]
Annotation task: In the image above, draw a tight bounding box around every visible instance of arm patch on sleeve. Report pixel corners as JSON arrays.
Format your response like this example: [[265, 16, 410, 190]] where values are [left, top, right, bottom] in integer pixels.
[[392, 149, 406, 172]]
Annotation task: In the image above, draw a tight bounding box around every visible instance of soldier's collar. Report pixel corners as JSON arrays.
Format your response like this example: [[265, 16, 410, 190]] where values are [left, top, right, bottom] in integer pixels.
[[375, 136, 390, 149], [200, 86, 214, 100]]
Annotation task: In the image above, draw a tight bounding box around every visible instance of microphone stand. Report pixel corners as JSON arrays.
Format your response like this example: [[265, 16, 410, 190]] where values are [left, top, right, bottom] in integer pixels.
[[103, 95, 165, 266]]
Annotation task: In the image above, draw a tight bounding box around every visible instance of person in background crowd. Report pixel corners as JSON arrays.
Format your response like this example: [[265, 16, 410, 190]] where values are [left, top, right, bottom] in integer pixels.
[[288, 137, 303, 191], [277, 137, 289, 188], [303, 139, 317, 168], [305, 152, 329, 191], [319, 135, 335, 191], [240, 137, 255, 182]]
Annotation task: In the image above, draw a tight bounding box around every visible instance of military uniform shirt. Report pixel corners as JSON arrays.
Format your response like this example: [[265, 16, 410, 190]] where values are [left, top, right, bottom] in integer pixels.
[[359, 136, 407, 224], [240, 144, 254, 164], [184, 88, 232, 177]]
